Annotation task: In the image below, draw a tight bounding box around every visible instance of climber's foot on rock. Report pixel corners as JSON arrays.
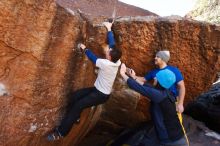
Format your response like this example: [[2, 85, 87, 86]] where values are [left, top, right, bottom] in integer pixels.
[[47, 128, 63, 141]]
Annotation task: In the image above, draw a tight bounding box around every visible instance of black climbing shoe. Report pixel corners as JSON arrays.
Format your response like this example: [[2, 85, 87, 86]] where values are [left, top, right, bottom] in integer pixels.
[[47, 128, 63, 141]]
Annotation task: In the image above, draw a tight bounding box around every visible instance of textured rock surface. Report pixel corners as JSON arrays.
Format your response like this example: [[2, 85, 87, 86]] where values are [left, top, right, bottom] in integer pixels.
[[0, 0, 87, 146], [186, 0, 220, 24], [0, 0, 220, 146], [115, 16, 220, 104]]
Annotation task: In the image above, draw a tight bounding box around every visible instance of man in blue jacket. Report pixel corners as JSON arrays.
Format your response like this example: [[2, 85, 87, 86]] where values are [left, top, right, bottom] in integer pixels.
[[120, 63, 188, 146], [126, 51, 187, 145], [127, 50, 185, 113], [47, 22, 122, 141]]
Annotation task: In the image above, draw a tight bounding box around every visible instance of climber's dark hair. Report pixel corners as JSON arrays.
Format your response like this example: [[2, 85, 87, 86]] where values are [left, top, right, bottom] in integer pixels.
[[109, 45, 122, 63]]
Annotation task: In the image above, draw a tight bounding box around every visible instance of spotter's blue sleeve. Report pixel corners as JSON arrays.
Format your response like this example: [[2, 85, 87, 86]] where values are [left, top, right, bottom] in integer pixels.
[[127, 78, 167, 103], [85, 49, 98, 64], [107, 31, 115, 48]]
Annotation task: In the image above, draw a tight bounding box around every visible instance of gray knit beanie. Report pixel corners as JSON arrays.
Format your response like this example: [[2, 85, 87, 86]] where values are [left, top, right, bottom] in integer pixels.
[[156, 51, 170, 63]]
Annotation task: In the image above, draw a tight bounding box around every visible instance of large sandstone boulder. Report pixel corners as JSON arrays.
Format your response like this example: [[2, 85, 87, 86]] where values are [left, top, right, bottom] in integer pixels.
[[0, 0, 219, 146]]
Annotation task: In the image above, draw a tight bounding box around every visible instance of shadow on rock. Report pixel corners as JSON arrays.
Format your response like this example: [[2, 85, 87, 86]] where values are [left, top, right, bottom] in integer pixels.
[[185, 82, 220, 133]]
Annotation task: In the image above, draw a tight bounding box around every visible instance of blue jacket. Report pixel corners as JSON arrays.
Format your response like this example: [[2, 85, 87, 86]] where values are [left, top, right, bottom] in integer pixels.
[[85, 31, 115, 64], [127, 78, 184, 143]]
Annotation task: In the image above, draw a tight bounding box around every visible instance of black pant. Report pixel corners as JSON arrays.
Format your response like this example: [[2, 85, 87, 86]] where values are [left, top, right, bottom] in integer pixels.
[[58, 87, 109, 136]]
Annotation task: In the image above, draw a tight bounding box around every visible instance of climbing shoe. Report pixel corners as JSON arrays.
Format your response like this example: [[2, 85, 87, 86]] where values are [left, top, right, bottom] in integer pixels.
[[47, 128, 63, 141]]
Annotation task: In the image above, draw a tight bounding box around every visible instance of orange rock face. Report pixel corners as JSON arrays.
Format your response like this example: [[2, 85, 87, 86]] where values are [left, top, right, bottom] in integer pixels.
[[114, 16, 220, 104], [78, 16, 220, 146], [0, 0, 219, 146]]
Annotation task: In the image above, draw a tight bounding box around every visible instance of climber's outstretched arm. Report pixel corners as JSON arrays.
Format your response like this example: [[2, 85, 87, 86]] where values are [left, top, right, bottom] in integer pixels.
[[78, 43, 98, 64], [103, 22, 115, 48]]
